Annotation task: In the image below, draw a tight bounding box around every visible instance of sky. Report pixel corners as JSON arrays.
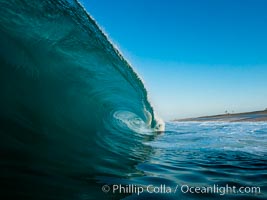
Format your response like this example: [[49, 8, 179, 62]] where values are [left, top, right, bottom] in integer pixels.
[[80, 0, 267, 120]]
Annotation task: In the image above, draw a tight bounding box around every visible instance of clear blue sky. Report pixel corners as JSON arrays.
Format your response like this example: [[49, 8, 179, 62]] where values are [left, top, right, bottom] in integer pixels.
[[80, 0, 267, 120]]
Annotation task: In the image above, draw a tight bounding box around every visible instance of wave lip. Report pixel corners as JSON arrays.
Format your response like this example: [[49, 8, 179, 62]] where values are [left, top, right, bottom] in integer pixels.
[[0, 0, 164, 199]]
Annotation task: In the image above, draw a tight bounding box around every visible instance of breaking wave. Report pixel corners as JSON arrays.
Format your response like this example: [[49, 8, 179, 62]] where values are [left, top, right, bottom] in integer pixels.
[[0, 0, 164, 199]]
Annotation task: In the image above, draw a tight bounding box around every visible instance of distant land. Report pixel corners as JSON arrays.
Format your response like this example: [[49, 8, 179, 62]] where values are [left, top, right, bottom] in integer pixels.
[[175, 109, 267, 122]]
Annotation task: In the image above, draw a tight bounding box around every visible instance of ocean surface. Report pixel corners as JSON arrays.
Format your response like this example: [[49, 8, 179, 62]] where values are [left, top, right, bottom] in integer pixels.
[[1, 0, 266, 199], [118, 122, 267, 200]]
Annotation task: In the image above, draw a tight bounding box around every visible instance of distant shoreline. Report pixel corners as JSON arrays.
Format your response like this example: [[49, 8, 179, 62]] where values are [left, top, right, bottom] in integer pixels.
[[174, 109, 267, 122]]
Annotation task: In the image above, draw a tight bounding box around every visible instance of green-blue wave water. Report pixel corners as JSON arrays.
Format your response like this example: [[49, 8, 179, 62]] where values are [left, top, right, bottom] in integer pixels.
[[0, 0, 163, 199], [1, 1, 267, 200]]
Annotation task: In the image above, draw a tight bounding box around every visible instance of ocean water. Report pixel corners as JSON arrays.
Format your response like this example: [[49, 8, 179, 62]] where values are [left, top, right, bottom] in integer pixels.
[[102, 122, 267, 200], [1, 0, 266, 200], [0, 0, 162, 199]]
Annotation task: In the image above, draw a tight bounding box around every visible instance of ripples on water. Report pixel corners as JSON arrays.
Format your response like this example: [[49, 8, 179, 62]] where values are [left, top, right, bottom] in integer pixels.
[[110, 122, 267, 200], [1, 1, 266, 199]]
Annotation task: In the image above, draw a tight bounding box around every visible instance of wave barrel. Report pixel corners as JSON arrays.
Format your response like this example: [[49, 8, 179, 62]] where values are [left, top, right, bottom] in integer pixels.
[[0, 0, 164, 199]]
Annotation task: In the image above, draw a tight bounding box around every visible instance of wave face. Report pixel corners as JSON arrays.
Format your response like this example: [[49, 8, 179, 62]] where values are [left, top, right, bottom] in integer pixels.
[[0, 0, 164, 199]]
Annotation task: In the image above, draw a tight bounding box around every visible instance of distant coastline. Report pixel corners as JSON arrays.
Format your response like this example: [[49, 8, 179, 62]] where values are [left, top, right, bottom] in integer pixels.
[[175, 109, 267, 122]]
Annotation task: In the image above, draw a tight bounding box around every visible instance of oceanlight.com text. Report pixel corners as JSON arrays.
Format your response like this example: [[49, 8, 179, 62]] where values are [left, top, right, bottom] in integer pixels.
[[102, 184, 261, 196], [180, 184, 261, 195]]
